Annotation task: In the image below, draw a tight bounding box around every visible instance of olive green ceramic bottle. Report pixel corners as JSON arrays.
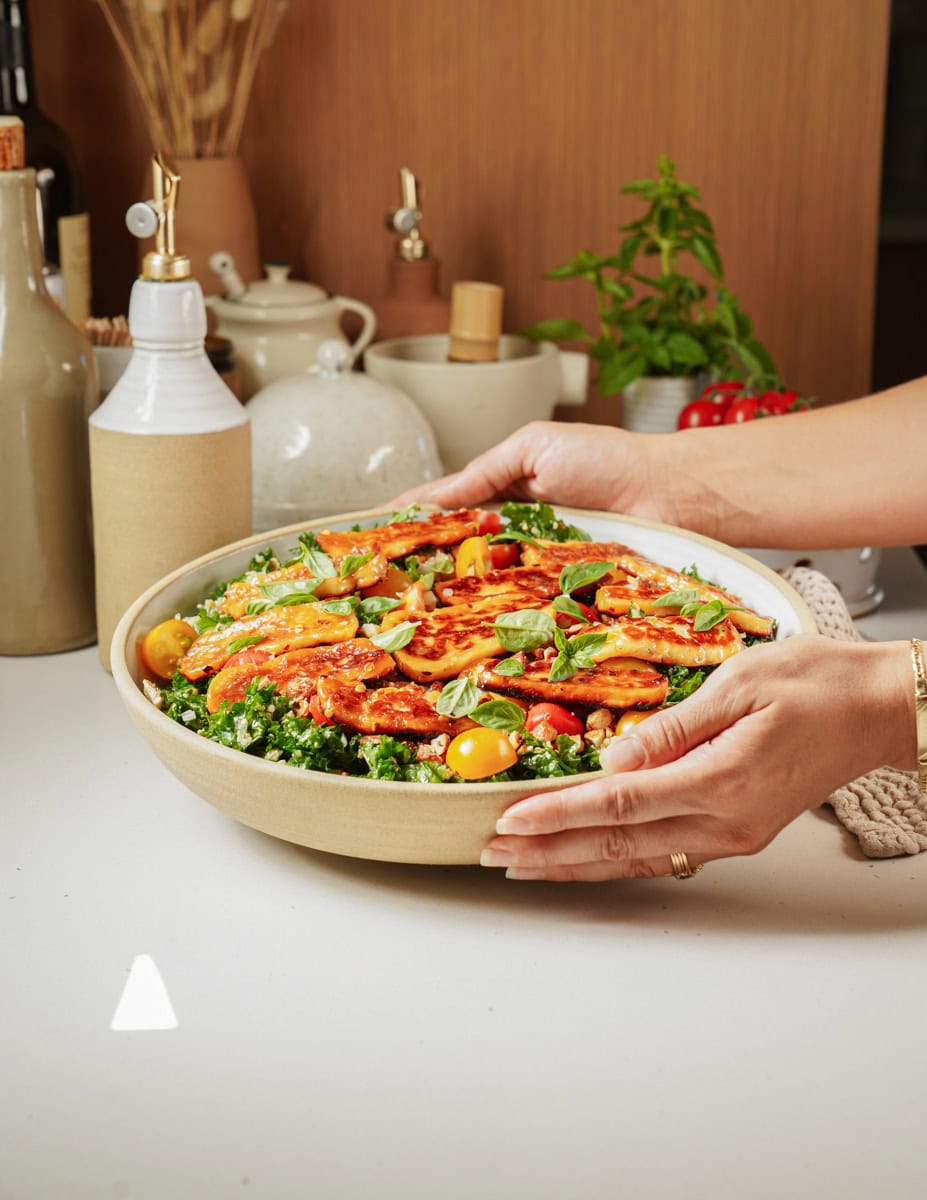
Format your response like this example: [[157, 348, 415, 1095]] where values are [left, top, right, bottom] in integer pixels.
[[0, 116, 97, 655]]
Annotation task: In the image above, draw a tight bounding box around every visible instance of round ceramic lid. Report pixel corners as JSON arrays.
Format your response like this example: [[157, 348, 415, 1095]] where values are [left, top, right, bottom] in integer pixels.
[[237, 264, 328, 307]]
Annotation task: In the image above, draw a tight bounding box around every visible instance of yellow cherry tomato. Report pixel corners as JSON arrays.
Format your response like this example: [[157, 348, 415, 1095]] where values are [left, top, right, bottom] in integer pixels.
[[446, 727, 518, 780], [615, 709, 657, 735], [140, 618, 198, 681], [455, 535, 493, 579]]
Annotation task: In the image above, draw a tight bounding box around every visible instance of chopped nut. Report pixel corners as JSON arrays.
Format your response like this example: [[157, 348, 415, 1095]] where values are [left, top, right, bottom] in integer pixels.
[[585, 728, 607, 748], [416, 733, 450, 763], [586, 707, 614, 731], [142, 679, 163, 708]]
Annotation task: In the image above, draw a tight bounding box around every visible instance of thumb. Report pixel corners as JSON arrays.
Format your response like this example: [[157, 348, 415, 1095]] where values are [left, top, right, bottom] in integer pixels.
[[600, 680, 743, 775]]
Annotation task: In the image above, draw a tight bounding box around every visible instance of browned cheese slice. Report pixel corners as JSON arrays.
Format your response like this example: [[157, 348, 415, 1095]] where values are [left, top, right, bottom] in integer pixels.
[[381, 595, 550, 683], [315, 509, 479, 562], [205, 638, 395, 713], [435, 565, 565, 606], [474, 655, 668, 709], [180, 605, 359, 680], [525, 540, 773, 637], [317, 676, 470, 736], [590, 615, 744, 667], [217, 556, 388, 618]]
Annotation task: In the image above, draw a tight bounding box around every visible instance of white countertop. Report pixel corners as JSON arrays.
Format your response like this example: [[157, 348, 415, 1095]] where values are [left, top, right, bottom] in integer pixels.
[[3, 548, 927, 1200]]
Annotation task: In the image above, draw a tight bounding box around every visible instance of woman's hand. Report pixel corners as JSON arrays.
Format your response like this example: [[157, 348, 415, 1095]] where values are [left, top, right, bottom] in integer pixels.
[[480, 636, 916, 881], [392, 420, 683, 525]]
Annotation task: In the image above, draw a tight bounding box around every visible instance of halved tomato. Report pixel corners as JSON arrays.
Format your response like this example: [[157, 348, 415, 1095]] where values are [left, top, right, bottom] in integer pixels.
[[139, 619, 197, 681]]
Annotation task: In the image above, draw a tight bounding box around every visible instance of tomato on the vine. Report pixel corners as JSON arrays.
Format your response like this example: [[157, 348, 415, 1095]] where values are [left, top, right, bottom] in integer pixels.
[[446, 727, 518, 779], [698, 380, 742, 411], [677, 399, 726, 430], [525, 702, 584, 739], [757, 389, 800, 416], [140, 618, 197, 680], [723, 397, 762, 424]]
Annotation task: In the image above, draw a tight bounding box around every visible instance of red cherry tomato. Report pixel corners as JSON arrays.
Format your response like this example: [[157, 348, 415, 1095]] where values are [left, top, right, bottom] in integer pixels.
[[677, 399, 726, 430], [525, 702, 584, 738], [223, 645, 272, 670], [758, 389, 800, 416], [477, 510, 502, 537], [489, 541, 519, 570], [723, 397, 761, 424]]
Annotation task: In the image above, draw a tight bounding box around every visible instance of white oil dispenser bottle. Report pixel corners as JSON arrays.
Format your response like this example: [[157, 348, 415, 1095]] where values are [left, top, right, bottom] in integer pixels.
[[89, 153, 251, 670]]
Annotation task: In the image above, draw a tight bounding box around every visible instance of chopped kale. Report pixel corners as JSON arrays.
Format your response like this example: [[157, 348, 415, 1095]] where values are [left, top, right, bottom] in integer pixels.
[[500, 501, 591, 543], [513, 732, 600, 778]]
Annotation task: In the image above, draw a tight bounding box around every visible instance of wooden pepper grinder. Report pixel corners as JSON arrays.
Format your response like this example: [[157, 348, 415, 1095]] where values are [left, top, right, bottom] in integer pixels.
[[374, 167, 452, 341], [447, 280, 503, 363]]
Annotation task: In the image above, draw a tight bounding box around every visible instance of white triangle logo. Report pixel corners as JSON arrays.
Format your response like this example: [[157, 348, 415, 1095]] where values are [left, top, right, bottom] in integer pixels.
[[110, 954, 178, 1031]]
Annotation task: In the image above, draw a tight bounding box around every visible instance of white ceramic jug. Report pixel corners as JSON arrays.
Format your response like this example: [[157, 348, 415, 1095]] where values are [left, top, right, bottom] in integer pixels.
[[207, 253, 377, 401]]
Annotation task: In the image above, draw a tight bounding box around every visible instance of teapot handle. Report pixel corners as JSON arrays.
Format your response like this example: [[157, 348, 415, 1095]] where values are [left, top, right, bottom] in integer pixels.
[[334, 296, 377, 363]]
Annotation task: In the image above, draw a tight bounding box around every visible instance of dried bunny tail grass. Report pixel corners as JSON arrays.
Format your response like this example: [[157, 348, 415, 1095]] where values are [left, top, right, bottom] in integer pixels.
[[80, 316, 133, 347], [98, 0, 287, 157]]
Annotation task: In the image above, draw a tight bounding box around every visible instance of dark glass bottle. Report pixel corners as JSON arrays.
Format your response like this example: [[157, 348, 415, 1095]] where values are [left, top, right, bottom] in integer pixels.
[[0, 0, 91, 321]]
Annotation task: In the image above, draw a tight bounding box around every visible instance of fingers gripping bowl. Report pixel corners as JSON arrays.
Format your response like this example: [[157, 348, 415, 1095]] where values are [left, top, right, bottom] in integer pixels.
[[111, 506, 817, 865]]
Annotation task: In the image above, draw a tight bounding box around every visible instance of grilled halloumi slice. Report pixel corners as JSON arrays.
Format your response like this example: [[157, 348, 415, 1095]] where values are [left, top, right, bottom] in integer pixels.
[[204, 638, 395, 713], [317, 677, 470, 736], [217, 556, 388, 618], [381, 596, 550, 683], [525, 540, 772, 638], [180, 605, 358, 680], [435, 565, 565, 606], [316, 509, 479, 562], [588, 615, 744, 667], [473, 655, 668, 709], [435, 562, 625, 607]]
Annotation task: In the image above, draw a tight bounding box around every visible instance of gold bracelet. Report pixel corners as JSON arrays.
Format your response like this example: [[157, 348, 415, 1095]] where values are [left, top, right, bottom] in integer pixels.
[[911, 639, 927, 795]]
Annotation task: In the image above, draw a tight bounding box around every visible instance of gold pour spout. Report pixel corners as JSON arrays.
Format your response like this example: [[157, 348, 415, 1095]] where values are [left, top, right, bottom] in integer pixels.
[[126, 152, 192, 282]]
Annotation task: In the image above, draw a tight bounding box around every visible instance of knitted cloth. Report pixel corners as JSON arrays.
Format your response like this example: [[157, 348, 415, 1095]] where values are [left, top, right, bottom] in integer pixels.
[[779, 566, 927, 857]]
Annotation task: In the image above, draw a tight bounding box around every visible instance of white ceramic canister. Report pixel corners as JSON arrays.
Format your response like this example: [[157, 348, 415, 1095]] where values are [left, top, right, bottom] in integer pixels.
[[249, 340, 443, 532], [207, 254, 377, 401], [363, 335, 588, 473]]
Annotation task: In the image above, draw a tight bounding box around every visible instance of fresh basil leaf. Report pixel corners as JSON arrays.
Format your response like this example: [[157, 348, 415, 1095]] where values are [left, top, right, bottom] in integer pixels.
[[489, 529, 540, 546], [567, 632, 606, 657], [558, 560, 614, 594], [289, 533, 337, 580], [470, 699, 526, 732], [627, 602, 645, 618], [319, 598, 356, 616], [552, 595, 590, 623], [547, 653, 577, 683], [389, 503, 420, 524], [340, 551, 372, 578], [553, 625, 570, 654], [493, 609, 556, 652], [227, 634, 266, 654], [356, 595, 403, 623], [369, 621, 420, 652], [492, 657, 525, 677], [693, 600, 742, 631], [259, 579, 324, 606], [653, 588, 702, 609], [436, 678, 482, 718]]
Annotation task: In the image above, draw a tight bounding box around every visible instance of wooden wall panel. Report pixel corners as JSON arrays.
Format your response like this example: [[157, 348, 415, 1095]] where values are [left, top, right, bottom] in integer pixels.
[[30, 0, 889, 421]]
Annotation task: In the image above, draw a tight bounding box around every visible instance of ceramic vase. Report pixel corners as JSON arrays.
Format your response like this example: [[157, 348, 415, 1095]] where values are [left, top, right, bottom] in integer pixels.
[[138, 156, 261, 295], [620, 374, 703, 433]]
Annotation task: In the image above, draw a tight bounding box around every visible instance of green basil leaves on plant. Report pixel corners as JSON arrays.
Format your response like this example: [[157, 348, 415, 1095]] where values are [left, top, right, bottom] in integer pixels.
[[522, 154, 782, 394], [493, 609, 556, 652]]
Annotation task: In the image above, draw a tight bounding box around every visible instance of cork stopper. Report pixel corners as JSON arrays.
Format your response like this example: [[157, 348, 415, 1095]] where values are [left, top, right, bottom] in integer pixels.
[[0, 116, 25, 171], [448, 281, 503, 363]]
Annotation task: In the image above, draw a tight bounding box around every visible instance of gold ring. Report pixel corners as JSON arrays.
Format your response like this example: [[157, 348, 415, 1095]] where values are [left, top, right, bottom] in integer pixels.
[[670, 851, 703, 880]]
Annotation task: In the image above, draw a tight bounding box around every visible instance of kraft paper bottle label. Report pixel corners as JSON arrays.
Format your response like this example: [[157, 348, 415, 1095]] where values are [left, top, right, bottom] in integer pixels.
[[90, 423, 252, 671], [59, 211, 91, 323]]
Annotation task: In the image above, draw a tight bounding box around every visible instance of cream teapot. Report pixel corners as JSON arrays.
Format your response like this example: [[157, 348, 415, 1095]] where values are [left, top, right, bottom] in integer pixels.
[[206, 252, 377, 401]]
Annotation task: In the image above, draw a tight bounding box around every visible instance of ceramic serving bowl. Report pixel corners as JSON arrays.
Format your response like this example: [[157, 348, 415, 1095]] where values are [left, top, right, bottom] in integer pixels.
[[110, 506, 817, 865]]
